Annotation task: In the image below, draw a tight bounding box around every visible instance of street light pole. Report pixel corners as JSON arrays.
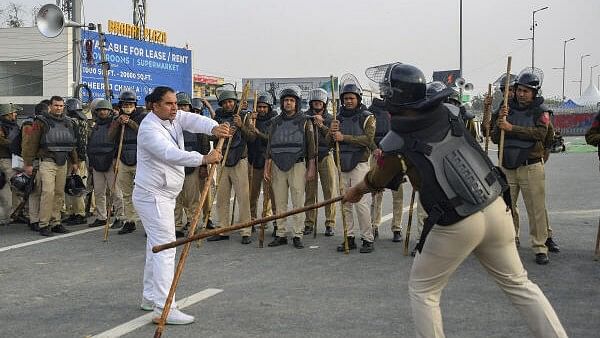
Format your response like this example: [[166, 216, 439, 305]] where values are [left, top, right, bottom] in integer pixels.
[[580, 54, 591, 95], [561, 38, 575, 101], [531, 6, 549, 69]]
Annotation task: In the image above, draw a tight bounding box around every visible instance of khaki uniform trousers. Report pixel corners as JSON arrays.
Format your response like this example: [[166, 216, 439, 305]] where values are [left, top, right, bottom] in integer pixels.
[[37, 160, 68, 228], [0, 158, 19, 222], [272, 161, 306, 238], [215, 158, 251, 236], [371, 187, 404, 232], [28, 161, 41, 223], [65, 160, 87, 217], [340, 162, 374, 242], [117, 161, 138, 223], [249, 165, 275, 221], [174, 167, 211, 230], [93, 164, 124, 221], [304, 155, 336, 228], [502, 162, 549, 254], [409, 197, 566, 338]]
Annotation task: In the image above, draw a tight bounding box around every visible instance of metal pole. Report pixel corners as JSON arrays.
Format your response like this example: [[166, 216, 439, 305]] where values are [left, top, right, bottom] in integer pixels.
[[580, 54, 590, 96], [561, 38, 575, 101], [97, 24, 111, 100], [72, 0, 82, 90], [459, 0, 462, 78], [531, 10, 535, 68]]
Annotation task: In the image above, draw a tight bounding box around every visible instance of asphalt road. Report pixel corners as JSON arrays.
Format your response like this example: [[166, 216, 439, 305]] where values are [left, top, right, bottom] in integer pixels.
[[1, 139, 598, 338]]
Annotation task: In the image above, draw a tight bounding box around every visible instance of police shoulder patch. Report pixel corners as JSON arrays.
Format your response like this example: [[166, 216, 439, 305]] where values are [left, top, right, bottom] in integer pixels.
[[539, 112, 550, 126]]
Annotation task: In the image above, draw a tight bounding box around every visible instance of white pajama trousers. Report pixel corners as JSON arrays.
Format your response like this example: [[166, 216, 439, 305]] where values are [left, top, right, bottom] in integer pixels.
[[133, 187, 178, 309]]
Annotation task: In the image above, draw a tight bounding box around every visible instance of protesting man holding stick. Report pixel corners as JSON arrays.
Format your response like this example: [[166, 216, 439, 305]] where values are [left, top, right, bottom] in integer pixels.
[[133, 86, 229, 325]]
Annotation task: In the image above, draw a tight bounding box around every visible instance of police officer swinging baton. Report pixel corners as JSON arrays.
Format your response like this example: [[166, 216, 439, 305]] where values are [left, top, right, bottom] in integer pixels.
[[152, 196, 343, 253]]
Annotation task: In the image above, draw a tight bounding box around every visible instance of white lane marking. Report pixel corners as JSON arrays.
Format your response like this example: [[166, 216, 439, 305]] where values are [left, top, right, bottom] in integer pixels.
[[548, 209, 600, 215], [0, 227, 103, 253], [91, 288, 223, 338]]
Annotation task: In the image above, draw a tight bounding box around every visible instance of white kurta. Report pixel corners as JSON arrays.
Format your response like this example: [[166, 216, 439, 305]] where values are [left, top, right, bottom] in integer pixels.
[[132, 110, 217, 308]]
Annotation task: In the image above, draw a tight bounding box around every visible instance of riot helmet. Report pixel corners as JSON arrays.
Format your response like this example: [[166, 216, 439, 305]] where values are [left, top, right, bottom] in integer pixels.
[[308, 88, 328, 106], [279, 85, 302, 113], [10, 173, 34, 197], [515, 72, 541, 92], [176, 92, 192, 105], [191, 98, 205, 111], [64, 174, 87, 197], [366, 63, 427, 109], [425, 81, 447, 98], [257, 92, 274, 107], [118, 90, 137, 104]]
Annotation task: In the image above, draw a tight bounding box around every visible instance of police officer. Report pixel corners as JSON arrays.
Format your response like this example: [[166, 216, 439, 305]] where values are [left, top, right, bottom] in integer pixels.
[[369, 93, 404, 242], [63, 98, 89, 226], [173, 93, 212, 238], [108, 90, 146, 234], [345, 62, 566, 338], [0, 103, 22, 224], [491, 70, 556, 264], [446, 89, 478, 139], [21, 102, 49, 231], [207, 88, 255, 244], [87, 99, 125, 228], [22, 96, 79, 236], [247, 93, 277, 227], [585, 107, 600, 167], [329, 81, 376, 253], [304, 88, 337, 236], [265, 86, 317, 249]]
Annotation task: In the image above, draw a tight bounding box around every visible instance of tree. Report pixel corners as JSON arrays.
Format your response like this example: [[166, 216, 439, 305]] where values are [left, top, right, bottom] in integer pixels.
[[4, 2, 25, 28]]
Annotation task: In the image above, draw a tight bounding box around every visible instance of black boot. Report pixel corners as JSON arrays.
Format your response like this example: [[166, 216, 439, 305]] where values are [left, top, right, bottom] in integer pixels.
[[292, 237, 304, 249], [303, 225, 313, 235], [89, 219, 105, 228], [207, 234, 230, 241], [206, 219, 215, 229], [268, 236, 288, 247], [324, 226, 334, 237], [175, 230, 186, 238], [39, 226, 54, 237], [66, 214, 86, 226], [52, 224, 70, 234], [359, 239, 374, 253], [271, 225, 278, 238], [392, 231, 403, 243], [545, 238, 560, 253], [241, 236, 252, 245], [110, 219, 123, 229], [337, 236, 357, 252], [118, 221, 136, 235], [535, 253, 549, 265], [29, 222, 40, 232]]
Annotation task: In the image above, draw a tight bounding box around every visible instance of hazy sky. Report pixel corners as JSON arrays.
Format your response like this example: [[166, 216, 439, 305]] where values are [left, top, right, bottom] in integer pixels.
[[8, 0, 600, 99]]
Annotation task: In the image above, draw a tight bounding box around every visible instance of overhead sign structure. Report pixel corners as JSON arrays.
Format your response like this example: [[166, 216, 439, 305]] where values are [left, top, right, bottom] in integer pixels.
[[81, 31, 192, 104]]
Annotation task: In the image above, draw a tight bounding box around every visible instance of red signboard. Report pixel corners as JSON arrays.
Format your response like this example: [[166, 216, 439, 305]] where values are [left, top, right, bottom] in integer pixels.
[[193, 74, 224, 85], [553, 113, 595, 136]]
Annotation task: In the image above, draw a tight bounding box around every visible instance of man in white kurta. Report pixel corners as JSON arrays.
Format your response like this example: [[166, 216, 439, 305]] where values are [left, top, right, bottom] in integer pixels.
[[132, 88, 227, 325]]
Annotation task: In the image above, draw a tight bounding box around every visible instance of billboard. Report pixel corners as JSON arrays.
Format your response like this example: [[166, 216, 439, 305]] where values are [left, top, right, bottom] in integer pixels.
[[81, 31, 192, 104], [432, 70, 461, 87]]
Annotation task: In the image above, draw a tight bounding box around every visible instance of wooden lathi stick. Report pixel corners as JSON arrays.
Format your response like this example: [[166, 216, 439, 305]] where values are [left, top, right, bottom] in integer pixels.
[[103, 124, 125, 241], [403, 188, 416, 256], [498, 56, 512, 168], [153, 137, 225, 338], [153, 196, 343, 254]]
